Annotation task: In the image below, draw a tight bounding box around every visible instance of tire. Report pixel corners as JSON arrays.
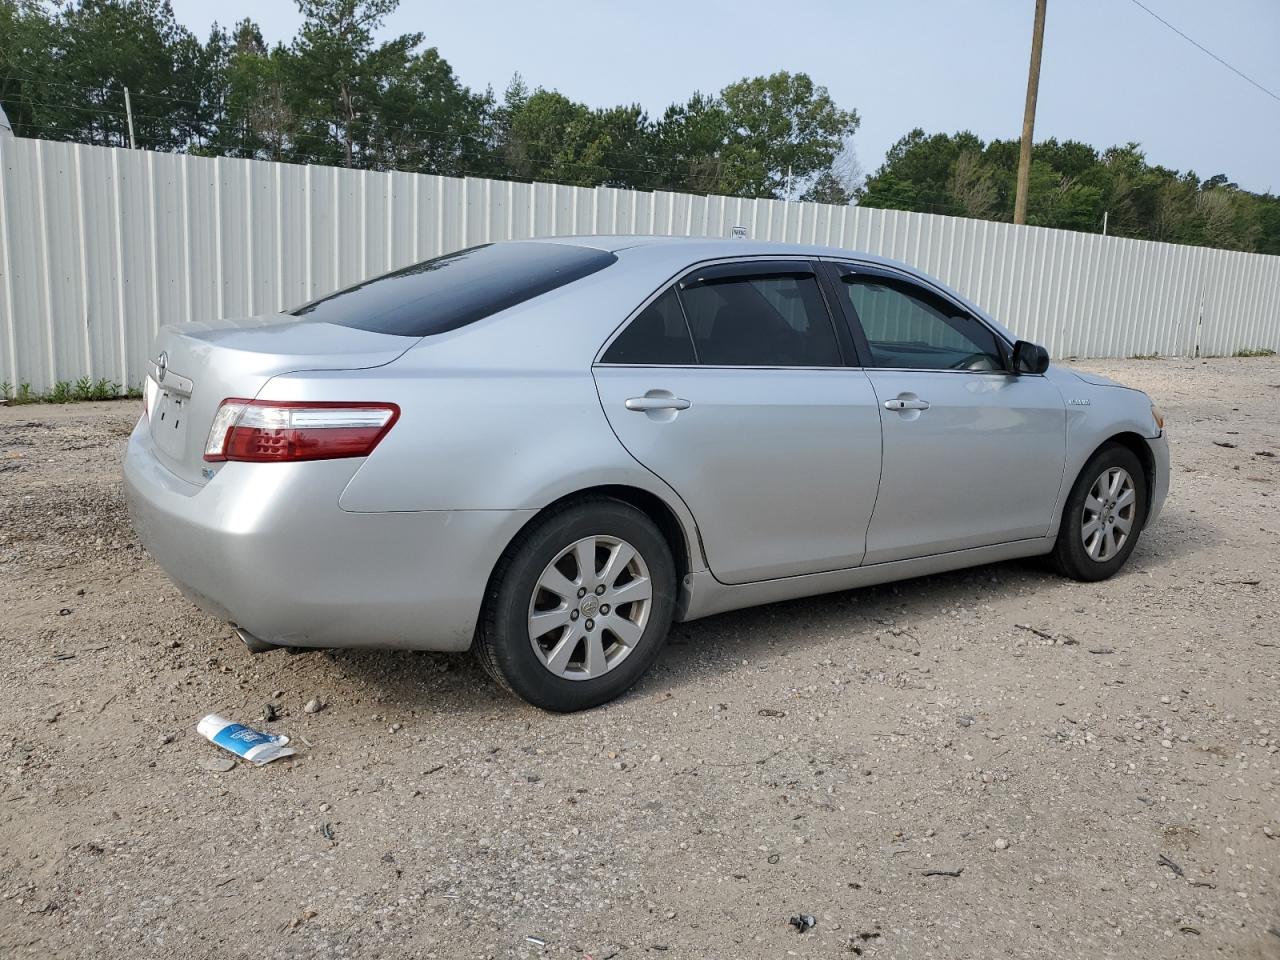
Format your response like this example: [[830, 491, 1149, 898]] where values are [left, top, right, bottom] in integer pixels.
[[1051, 443, 1148, 582], [474, 497, 677, 711]]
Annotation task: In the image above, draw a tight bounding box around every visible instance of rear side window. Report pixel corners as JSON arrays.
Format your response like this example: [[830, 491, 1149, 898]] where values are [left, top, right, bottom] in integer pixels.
[[680, 273, 841, 366], [292, 242, 616, 337], [602, 290, 696, 364]]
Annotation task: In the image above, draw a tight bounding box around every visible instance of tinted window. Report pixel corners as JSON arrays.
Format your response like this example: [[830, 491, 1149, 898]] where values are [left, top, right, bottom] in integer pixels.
[[679, 274, 841, 366], [602, 290, 696, 364], [292, 242, 616, 337], [843, 276, 1004, 371]]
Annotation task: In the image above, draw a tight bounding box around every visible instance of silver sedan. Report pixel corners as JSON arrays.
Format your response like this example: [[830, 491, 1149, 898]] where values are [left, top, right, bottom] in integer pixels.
[[124, 237, 1169, 711]]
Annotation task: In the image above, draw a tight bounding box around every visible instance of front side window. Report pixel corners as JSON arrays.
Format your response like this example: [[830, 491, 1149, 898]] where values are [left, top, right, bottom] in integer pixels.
[[841, 275, 1004, 371], [293, 242, 616, 337], [679, 273, 841, 366]]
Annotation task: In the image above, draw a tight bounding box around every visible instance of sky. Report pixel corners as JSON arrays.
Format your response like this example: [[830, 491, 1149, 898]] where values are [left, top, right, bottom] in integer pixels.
[[168, 0, 1280, 194]]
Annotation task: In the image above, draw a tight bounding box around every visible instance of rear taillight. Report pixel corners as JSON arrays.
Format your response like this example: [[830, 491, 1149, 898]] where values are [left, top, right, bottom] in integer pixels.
[[203, 400, 399, 463]]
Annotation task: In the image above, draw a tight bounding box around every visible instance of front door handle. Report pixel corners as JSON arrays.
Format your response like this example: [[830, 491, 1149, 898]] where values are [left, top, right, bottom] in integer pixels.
[[884, 397, 930, 411], [625, 396, 691, 412]]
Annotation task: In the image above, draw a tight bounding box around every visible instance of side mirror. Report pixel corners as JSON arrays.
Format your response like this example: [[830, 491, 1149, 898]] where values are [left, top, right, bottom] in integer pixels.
[[1011, 340, 1050, 375]]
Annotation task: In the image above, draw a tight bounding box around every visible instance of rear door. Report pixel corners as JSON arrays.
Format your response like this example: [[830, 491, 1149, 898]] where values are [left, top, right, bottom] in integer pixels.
[[825, 262, 1067, 564], [592, 259, 883, 585]]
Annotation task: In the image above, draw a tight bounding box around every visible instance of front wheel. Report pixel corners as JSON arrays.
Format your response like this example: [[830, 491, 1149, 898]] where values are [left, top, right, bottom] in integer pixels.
[[1051, 444, 1147, 581], [475, 498, 677, 711]]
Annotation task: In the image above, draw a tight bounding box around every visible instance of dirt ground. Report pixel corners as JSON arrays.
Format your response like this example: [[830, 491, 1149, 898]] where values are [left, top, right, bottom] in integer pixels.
[[0, 357, 1277, 960]]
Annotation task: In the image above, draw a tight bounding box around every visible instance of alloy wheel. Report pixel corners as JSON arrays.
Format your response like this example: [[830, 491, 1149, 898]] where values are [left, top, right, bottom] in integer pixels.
[[527, 535, 653, 681], [1081, 466, 1136, 562]]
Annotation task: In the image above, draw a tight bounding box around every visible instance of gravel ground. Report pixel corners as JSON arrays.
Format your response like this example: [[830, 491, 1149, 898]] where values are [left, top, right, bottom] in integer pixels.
[[1, 357, 1278, 960]]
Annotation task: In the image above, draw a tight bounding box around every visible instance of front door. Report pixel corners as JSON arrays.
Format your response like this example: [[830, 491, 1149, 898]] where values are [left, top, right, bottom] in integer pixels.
[[592, 261, 883, 584], [828, 264, 1068, 565]]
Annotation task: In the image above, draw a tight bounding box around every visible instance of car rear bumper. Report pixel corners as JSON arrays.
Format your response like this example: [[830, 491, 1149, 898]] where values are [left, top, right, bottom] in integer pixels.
[[1145, 432, 1170, 527], [122, 418, 534, 651]]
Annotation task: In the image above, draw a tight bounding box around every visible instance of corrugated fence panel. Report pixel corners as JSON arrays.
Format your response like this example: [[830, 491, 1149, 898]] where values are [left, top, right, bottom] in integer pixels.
[[0, 135, 1278, 392]]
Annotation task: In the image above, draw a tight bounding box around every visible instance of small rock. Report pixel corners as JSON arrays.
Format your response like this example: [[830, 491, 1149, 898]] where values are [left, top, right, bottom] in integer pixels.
[[58, 608, 71, 616], [389, 723, 402, 733], [993, 838, 1010, 850], [1263, 826, 1274, 838], [304, 698, 323, 714], [158, 733, 175, 746], [204, 757, 235, 773], [263, 703, 279, 722], [788, 914, 816, 933]]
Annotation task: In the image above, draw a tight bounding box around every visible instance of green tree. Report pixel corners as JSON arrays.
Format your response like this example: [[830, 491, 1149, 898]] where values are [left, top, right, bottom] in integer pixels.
[[652, 92, 733, 194], [287, 0, 409, 167], [369, 45, 492, 175], [1, 0, 218, 150], [718, 71, 859, 198], [503, 89, 611, 185], [209, 20, 296, 161], [0, 0, 58, 137]]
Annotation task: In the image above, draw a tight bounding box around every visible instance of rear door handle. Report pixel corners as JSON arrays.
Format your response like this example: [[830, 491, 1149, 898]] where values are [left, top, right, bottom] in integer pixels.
[[884, 397, 930, 411], [625, 396, 691, 412]]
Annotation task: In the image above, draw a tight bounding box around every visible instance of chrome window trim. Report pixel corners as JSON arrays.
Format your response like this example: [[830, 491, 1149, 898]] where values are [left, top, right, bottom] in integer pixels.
[[591, 363, 866, 372]]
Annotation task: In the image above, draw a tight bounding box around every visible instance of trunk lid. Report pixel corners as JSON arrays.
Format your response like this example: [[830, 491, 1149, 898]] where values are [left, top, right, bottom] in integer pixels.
[[144, 314, 415, 485]]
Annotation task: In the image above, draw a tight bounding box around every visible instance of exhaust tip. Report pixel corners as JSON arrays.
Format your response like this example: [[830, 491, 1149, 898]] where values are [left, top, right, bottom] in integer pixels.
[[234, 626, 277, 654]]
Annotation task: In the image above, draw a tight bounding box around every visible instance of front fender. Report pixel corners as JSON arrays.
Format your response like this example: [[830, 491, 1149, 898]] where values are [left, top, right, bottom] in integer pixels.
[[1047, 367, 1165, 534]]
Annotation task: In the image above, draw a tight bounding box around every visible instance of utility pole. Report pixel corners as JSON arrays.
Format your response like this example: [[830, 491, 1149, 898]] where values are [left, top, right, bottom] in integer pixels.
[[1013, 0, 1047, 225], [123, 86, 137, 149]]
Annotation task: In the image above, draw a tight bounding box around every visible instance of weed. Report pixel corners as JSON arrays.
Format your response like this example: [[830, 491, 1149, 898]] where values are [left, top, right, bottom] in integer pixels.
[[1234, 347, 1277, 358], [0, 377, 128, 404]]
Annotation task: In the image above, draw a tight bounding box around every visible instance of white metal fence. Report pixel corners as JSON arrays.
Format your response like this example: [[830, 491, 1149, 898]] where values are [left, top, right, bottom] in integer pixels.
[[2, 136, 1278, 393]]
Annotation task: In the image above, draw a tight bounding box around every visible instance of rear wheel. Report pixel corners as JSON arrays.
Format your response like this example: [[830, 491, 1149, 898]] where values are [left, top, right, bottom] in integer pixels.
[[1051, 444, 1147, 581], [475, 498, 677, 711]]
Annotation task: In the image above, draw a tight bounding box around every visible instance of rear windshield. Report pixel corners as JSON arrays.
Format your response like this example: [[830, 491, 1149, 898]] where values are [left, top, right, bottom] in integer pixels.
[[291, 242, 617, 337]]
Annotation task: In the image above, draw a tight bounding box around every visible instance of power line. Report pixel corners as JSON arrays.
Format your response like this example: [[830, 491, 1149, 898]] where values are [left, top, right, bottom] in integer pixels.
[[4, 109, 712, 194], [0, 81, 752, 187], [0, 71, 826, 188], [0, 71, 698, 172], [1125, 0, 1280, 105]]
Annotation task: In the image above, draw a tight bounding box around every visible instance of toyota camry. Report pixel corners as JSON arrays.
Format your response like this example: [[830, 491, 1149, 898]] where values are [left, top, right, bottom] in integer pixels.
[[124, 236, 1169, 711]]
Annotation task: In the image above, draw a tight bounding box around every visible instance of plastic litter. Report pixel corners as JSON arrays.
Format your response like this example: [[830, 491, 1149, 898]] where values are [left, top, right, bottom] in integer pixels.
[[197, 713, 295, 765]]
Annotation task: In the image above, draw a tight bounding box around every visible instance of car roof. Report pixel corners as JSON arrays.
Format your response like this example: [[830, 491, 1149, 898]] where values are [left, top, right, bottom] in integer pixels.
[[526, 233, 900, 264]]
